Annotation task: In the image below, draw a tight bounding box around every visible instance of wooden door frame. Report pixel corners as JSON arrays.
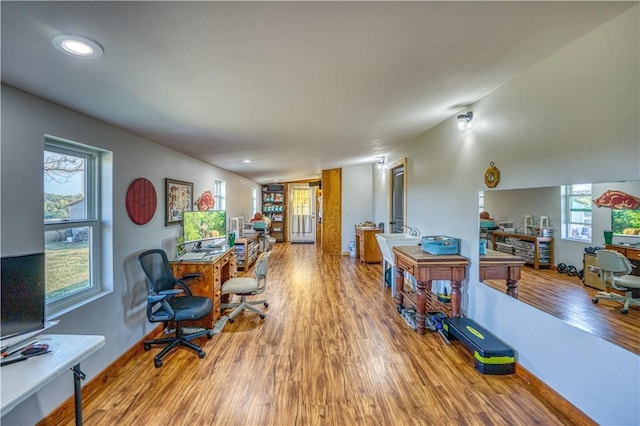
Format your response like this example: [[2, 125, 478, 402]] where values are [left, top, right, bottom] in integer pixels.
[[387, 157, 407, 233]]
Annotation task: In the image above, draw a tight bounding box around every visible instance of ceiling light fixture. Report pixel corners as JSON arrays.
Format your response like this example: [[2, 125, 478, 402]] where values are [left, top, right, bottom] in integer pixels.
[[52, 35, 103, 58], [376, 157, 388, 170], [456, 111, 473, 131], [242, 159, 253, 163]]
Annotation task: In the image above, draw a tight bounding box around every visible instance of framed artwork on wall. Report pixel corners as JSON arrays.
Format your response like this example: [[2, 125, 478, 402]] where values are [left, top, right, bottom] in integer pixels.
[[165, 178, 193, 226]]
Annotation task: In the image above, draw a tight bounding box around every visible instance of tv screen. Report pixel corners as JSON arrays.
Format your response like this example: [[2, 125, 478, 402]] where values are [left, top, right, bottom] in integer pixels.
[[1, 252, 46, 339], [183, 210, 227, 244]]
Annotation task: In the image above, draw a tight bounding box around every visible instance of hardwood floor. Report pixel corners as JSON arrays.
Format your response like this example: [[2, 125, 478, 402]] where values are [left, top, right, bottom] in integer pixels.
[[484, 267, 640, 355], [50, 244, 582, 425]]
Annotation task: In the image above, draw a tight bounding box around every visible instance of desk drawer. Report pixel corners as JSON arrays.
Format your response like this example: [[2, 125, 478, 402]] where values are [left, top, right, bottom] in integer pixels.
[[626, 248, 640, 262], [396, 257, 414, 276]]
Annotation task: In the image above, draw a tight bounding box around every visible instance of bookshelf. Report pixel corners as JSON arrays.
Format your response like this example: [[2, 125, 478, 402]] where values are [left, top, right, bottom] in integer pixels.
[[263, 184, 285, 242]]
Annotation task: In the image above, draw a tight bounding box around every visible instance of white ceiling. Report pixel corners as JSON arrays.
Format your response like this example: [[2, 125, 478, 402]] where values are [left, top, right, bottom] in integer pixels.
[[1, 1, 634, 184]]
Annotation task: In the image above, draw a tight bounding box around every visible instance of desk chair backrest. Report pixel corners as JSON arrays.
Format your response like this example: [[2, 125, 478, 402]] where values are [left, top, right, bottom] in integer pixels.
[[596, 249, 634, 288], [138, 249, 181, 294], [253, 252, 269, 293]]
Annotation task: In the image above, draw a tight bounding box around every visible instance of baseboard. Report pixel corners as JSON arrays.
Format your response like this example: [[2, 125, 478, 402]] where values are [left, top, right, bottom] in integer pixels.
[[36, 324, 165, 426], [514, 363, 596, 425]]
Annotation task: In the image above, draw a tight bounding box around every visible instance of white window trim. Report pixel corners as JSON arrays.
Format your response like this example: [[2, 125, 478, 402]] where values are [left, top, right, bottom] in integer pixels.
[[562, 184, 593, 243], [44, 137, 105, 316]]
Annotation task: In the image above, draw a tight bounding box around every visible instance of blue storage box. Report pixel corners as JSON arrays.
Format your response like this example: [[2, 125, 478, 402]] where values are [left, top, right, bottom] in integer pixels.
[[421, 235, 460, 255], [252, 221, 267, 230]]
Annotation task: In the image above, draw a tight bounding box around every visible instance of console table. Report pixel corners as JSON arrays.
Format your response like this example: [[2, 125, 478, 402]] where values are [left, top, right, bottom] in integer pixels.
[[1, 334, 105, 425], [480, 249, 527, 298], [170, 247, 236, 328], [393, 245, 469, 334]]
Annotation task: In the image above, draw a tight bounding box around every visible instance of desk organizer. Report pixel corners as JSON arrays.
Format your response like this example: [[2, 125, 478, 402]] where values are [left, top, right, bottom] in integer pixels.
[[421, 235, 460, 255]]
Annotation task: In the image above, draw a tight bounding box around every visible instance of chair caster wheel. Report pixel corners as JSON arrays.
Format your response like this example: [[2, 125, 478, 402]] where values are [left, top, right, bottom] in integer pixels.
[[198, 351, 206, 358], [207, 331, 214, 339], [228, 318, 234, 323], [264, 302, 269, 307], [621, 308, 629, 314], [144, 343, 151, 351], [259, 314, 265, 319], [154, 358, 163, 368], [592, 298, 598, 304]]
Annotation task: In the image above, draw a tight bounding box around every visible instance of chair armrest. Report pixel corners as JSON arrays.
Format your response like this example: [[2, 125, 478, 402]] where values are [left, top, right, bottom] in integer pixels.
[[147, 289, 183, 304]]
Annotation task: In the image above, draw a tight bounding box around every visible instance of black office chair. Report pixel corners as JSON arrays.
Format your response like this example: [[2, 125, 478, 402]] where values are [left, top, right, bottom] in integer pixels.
[[138, 249, 213, 368]]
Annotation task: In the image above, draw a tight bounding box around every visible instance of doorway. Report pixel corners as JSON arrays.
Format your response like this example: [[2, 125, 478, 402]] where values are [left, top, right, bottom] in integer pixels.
[[389, 161, 406, 233], [289, 184, 317, 243]]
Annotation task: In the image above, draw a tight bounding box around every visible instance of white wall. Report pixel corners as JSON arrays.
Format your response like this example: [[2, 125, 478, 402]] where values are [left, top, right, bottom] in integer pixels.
[[341, 164, 374, 253], [373, 6, 639, 425], [0, 85, 261, 425]]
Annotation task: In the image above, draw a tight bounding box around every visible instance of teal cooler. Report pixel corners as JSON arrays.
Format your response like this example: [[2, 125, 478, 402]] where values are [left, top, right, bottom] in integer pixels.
[[442, 317, 515, 375]]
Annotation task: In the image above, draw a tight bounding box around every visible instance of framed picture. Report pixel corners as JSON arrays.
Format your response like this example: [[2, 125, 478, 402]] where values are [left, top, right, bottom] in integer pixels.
[[165, 178, 193, 226]]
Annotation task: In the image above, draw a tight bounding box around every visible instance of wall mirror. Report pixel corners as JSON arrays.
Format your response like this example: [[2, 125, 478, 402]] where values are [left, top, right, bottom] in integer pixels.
[[478, 180, 640, 355]]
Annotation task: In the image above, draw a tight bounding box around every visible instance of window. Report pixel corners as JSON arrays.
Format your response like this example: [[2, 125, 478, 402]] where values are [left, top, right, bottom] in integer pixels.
[[214, 179, 226, 210], [251, 188, 258, 215], [562, 184, 592, 242], [44, 138, 102, 314]]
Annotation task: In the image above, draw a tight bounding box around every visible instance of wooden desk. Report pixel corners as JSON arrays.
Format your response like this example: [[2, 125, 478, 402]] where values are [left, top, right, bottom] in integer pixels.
[[355, 226, 383, 264], [1, 334, 105, 425], [606, 244, 640, 276], [393, 246, 469, 334], [480, 249, 526, 298], [170, 247, 236, 329]]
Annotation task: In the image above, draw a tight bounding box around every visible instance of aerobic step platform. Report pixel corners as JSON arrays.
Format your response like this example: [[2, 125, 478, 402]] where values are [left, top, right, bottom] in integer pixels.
[[442, 317, 515, 375]]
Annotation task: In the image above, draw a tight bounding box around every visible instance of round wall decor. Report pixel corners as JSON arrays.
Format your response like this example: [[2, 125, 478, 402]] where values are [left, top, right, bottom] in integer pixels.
[[484, 162, 500, 188], [126, 178, 157, 225]]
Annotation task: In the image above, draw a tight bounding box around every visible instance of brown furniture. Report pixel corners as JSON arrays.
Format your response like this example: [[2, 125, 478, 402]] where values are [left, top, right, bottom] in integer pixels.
[[583, 252, 605, 290], [355, 226, 382, 264], [262, 184, 285, 242], [393, 245, 469, 334], [480, 249, 527, 298], [491, 231, 554, 269], [234, 232, 260, 271], [170, 247, 237, 329], [606, 244, 640, 276]]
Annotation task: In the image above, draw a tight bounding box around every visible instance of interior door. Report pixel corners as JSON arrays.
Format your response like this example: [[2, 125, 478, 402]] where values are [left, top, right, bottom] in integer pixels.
[[390, 165, 405, 233], [289, 184, 317, 243]]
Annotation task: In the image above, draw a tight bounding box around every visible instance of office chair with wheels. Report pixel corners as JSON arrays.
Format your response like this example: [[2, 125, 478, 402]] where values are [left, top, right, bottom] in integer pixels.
[[591, 249, 640, 314], [138, 249, 214, 367], [221, 252, 269, 322]]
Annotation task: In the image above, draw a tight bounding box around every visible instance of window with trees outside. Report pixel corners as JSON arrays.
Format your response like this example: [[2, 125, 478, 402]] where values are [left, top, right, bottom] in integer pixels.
[[44, 138, 102, 314], [562, 183, 592, 243]]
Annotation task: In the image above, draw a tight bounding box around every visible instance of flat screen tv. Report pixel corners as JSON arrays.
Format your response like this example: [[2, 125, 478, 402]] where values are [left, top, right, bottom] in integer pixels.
[[182, 210, 227, 245], [1, 252, 46, 339]]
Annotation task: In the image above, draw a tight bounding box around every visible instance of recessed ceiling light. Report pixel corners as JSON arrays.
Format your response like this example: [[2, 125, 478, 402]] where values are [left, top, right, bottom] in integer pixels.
[[243, 159, 253, 163], [52, 35, 103, 59]]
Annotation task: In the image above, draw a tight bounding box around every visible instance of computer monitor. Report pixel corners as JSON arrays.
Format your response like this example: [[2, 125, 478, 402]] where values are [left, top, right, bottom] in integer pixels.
[[182, 210, 227, 246], [1, 252, 45, 340]]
